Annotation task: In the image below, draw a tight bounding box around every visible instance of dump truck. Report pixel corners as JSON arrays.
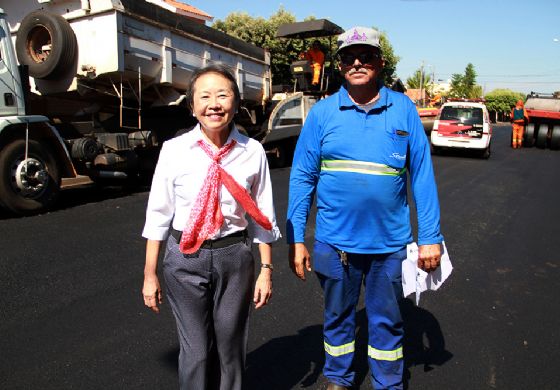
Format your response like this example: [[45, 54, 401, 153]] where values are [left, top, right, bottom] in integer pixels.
[[523, 92, 560, 150], [0, 0, 311, 215]]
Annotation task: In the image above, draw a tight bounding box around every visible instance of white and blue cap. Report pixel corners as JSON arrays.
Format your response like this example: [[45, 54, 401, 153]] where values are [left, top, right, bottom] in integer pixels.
[[337, 26, 381, 53]]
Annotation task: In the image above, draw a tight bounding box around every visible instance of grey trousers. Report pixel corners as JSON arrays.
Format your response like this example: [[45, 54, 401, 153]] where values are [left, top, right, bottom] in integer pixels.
[[163, 235, 255, 390]]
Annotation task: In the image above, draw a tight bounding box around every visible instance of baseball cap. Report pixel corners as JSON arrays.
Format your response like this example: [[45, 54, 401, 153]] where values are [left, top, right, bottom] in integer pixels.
[[337, 26, 381, 53]]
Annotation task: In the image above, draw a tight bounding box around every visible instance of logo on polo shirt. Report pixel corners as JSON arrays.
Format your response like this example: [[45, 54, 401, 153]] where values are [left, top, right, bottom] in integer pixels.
[[391, 152, 407, 161]]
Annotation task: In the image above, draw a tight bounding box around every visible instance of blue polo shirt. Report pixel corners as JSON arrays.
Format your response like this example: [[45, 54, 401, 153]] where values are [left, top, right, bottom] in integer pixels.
[[286, 85, 443, 253]]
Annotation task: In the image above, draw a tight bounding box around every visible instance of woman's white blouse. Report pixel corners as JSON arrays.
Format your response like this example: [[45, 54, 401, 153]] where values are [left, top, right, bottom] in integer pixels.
[[142, 125, 281, 244]]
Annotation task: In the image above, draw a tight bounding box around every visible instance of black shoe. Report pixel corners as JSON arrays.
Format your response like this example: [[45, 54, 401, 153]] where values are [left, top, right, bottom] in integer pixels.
[[326, 383, 349, 390]]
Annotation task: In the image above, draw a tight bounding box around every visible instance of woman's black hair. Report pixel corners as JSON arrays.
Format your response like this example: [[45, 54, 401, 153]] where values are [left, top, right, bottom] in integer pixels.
[[185, 63, 241, 110]]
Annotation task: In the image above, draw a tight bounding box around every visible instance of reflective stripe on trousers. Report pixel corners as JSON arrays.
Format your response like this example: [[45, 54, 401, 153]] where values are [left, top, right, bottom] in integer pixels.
[[368, 345, 404, 361], [325, 340, 355, 357], [321, 159, 406, 176]]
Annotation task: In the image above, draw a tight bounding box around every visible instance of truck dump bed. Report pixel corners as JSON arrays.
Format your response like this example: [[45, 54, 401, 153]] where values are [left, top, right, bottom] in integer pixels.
[[4, 0, 271, 105]]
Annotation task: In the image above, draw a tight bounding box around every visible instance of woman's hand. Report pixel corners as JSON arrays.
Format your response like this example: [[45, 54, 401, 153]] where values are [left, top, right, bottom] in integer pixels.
[[253, 268, 272, 309], [143, 273, 163, 313], [143, 240, 163, 313]]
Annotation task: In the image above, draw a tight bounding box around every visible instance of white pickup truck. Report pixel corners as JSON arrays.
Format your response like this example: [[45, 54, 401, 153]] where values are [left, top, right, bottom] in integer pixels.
[[0, 0, 283, 215]]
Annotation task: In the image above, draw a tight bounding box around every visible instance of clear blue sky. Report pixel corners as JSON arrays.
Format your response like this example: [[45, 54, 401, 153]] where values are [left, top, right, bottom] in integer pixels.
[[184, 0, 560, 95]]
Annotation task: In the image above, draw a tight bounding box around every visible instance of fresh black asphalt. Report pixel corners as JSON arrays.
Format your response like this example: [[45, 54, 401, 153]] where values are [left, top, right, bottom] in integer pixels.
[[1, 124, 559, 389]]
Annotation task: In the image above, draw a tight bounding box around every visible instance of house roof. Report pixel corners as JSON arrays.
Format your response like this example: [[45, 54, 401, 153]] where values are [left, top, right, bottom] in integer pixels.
[[162, 0, 213, 22], [405, 88, 429, 101]]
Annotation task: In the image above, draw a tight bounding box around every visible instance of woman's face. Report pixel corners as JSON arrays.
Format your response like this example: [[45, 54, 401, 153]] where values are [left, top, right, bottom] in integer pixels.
[[192, 72, 237, 135]]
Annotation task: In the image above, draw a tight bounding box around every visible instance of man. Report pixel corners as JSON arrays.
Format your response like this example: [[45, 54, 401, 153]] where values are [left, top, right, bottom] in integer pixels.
[[510, 99, 528, 148], [301, 40, 325, 87], [286, 26, 443, 390]]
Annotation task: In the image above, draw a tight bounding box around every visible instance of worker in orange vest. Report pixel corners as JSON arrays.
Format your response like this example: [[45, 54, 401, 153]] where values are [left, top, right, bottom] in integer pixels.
[[301, 40, 325, 87], [510, 100, 528, 149]]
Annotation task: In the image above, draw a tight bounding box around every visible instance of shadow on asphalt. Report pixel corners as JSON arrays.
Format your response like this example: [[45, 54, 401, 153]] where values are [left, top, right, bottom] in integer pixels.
[[401, 298, 454, 388], [151, 298, 453, 390], [244, 323, 325, 389], [0, 183, 150, 220]]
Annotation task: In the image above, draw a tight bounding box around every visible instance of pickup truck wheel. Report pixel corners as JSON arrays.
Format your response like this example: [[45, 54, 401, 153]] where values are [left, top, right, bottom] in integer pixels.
[[430, 143, 441, 155], [480, 144, 491, 159], [535, 124, 548, 149], [0, 139, 61, 215], [16, 11, 77, 80], [550, 126, 560, 150], [523, 123, 535, 147]]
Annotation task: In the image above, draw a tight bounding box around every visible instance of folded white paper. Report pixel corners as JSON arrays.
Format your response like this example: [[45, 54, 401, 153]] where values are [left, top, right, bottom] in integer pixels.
[[402, 242, 452, 305]]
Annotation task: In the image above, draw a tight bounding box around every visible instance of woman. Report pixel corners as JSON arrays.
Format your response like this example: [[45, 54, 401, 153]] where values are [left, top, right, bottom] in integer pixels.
[[141, 64, 280, 389]]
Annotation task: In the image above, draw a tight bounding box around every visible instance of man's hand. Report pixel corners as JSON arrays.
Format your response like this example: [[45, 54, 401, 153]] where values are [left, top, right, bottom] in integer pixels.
[[289, 243, 312, 281], [418, 243, 442, 273]]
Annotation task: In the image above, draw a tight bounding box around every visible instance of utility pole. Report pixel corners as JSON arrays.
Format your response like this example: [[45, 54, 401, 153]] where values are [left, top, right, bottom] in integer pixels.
[[419, 61, 424, 107]]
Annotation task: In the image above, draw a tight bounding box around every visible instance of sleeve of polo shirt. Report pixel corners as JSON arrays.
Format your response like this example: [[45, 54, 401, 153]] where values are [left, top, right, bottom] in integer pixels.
[[406, 100, 444, 245], [286, 106, 321, 244], [249, 146, 281, 243], [142, 141, 175, 241]]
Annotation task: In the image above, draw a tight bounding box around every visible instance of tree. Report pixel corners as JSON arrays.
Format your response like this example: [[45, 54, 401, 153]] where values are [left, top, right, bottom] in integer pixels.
[[484, 89, 526, 121], [406, 69, 432, 89], [463, 63, 477, 94], [212, 7, 299, 85], [448, 63, 482, 99], [372, 32, 400, 87], [213, 9, 401, 88]]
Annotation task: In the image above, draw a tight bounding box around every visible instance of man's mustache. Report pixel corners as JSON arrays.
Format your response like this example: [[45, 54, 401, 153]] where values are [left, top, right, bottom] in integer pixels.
[[347, 68, 368, 75]]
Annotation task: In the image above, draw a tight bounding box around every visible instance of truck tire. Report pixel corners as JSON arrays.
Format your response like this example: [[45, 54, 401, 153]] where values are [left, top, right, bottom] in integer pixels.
[[523, 123, 535, 147], [16, 11, 77, 80], [0, 139, 61, 215], [535, 124, 548, 149], [550, 126, 560, 150], [267, 138, 296, 169], [267, 142, 288, 168]]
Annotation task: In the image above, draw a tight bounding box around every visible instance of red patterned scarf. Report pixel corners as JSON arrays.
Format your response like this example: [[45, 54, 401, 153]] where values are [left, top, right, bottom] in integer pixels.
[[180, 139, 273, 254]]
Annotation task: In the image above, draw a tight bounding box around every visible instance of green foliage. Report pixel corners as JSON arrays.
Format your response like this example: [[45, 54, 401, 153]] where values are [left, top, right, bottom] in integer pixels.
[[484, 89, 526, 113], [212, 8, 400, 88], [448, 63, 483, 99], [378, 33, 400, 87], [406, 69, 432, 89], [463, 63, 477, 90], [212, 7, 299, 85], [471, 85, 484, 99]]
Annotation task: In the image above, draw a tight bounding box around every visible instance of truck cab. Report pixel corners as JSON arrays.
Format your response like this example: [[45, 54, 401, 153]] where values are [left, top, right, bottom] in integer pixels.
[[0, 7, 67, 214]]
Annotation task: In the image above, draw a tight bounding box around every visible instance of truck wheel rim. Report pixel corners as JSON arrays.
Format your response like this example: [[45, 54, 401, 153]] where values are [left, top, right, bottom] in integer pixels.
[[13, 157, 49, 198], [26, 25, 52, 64]]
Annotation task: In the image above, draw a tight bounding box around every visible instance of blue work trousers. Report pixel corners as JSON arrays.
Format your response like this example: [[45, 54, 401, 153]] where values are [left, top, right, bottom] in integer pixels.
[[314, 241, 406, 390]]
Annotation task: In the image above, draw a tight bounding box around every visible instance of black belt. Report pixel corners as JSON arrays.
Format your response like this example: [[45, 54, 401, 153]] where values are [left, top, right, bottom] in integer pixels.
[[169, 229, 247, 249]]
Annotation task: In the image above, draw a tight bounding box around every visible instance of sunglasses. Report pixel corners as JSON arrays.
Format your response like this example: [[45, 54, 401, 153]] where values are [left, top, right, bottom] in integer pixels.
[[338, 52, 381, 66]]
